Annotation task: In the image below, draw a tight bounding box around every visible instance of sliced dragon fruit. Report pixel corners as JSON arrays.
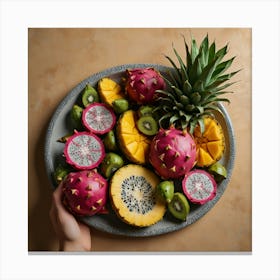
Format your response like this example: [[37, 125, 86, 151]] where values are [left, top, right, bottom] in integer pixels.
[[64, 131, 105, 170], [182, 169, 217, 205], [82, 103, 116, 135]]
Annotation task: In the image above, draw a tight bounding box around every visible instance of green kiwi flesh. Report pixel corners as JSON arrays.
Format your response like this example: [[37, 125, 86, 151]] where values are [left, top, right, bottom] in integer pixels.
[[168, 192, 190, 221], [136, 115, 158, 136], [82, 84, 99, 107]]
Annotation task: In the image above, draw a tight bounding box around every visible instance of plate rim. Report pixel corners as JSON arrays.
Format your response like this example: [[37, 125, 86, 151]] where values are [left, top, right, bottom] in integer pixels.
[[44, 63, 236, 237]]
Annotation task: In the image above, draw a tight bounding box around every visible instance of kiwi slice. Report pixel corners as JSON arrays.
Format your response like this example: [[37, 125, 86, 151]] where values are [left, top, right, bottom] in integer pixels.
[[136, 115, 158, 136], [168, 192, 190, 221], [138, 105, 154, 118], [82, 84, 99, 107]]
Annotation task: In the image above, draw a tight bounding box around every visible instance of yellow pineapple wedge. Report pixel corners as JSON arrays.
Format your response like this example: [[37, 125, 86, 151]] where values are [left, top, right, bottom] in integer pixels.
[[98, 77, 125, 106], [117, 110, 151, 164], [194, 117, 225, 167]]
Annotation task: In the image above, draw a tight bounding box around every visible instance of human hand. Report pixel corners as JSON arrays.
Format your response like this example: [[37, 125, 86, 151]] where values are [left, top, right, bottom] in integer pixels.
[[49, 182, 92, 251]]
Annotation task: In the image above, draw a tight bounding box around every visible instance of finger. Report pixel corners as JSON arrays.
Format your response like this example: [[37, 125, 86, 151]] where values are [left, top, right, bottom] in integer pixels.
[[78, 221, 92, 251], [52, 182, 79, 221], [53, 181, 64, 199], [78, 221, 91, 236], [52, 182, 65, 210]]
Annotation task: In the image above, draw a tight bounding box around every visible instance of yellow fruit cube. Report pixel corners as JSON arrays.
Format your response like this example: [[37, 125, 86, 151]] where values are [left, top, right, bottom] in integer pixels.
[[98, 77, 125, 106], [117, 110, 151, 164], [194, 117, 225, 167]]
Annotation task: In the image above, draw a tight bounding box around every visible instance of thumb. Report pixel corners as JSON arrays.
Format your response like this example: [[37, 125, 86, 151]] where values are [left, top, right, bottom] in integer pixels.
[[52, 181, 67, 212]]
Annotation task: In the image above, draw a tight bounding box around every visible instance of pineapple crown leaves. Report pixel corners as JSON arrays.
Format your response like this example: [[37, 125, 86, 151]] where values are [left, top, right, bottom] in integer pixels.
[[155, 34, 240, 134]]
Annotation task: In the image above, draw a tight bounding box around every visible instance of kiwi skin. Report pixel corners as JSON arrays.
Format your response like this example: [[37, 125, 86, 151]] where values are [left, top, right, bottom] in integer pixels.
[[138, 105, 154, 118], [103, 130, 118, 152], [168, 192, 190, 221], [112, 98, 129, 114], [70, 104, 83, 129], [156, 181, 174, 203], [136, 115, 158, 136]]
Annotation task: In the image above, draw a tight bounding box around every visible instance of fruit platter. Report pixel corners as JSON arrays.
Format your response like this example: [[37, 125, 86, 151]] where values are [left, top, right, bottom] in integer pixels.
[[45, 35, 237, 237]]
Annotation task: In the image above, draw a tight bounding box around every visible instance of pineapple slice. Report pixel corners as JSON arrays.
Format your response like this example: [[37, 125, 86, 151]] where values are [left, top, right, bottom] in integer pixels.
[[117, 110, 151, 164], [110, 164, 166, 227], [207, 140, 224, 160], [98, 77, 125, 106], [197, 148, 214, 167], [194, 117, 225, 167]]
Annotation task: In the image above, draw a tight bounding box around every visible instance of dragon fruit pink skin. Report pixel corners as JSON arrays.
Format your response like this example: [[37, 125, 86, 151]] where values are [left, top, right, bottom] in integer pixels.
[[125, 67, 166, 104], [149, 128, 196, 179], [182, 169, 217, 205], [62, 169, 108, 216]]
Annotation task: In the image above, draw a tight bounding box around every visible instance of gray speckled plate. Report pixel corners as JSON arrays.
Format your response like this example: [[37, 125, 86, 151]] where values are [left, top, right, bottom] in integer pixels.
[[44, 64, 235, 237]]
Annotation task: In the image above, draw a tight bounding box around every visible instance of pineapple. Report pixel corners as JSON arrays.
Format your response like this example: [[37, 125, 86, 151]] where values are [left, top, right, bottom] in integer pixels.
[[117, 110, 151, 164], [154, 34, 239, 134], [98, 77, 125, 106], [110, 164, 166, 227], [193, 117, 225, 167]]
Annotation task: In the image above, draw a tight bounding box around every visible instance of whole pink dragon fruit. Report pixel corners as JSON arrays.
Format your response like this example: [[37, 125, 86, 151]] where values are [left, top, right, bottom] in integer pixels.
[[62, 169, 108, 216], [149, 128, 196, 179], [125, 67, 166, 104]]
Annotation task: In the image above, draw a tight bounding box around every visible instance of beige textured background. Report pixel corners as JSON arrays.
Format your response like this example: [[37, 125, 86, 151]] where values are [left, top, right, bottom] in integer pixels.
[[28, 28, 251, 252]]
